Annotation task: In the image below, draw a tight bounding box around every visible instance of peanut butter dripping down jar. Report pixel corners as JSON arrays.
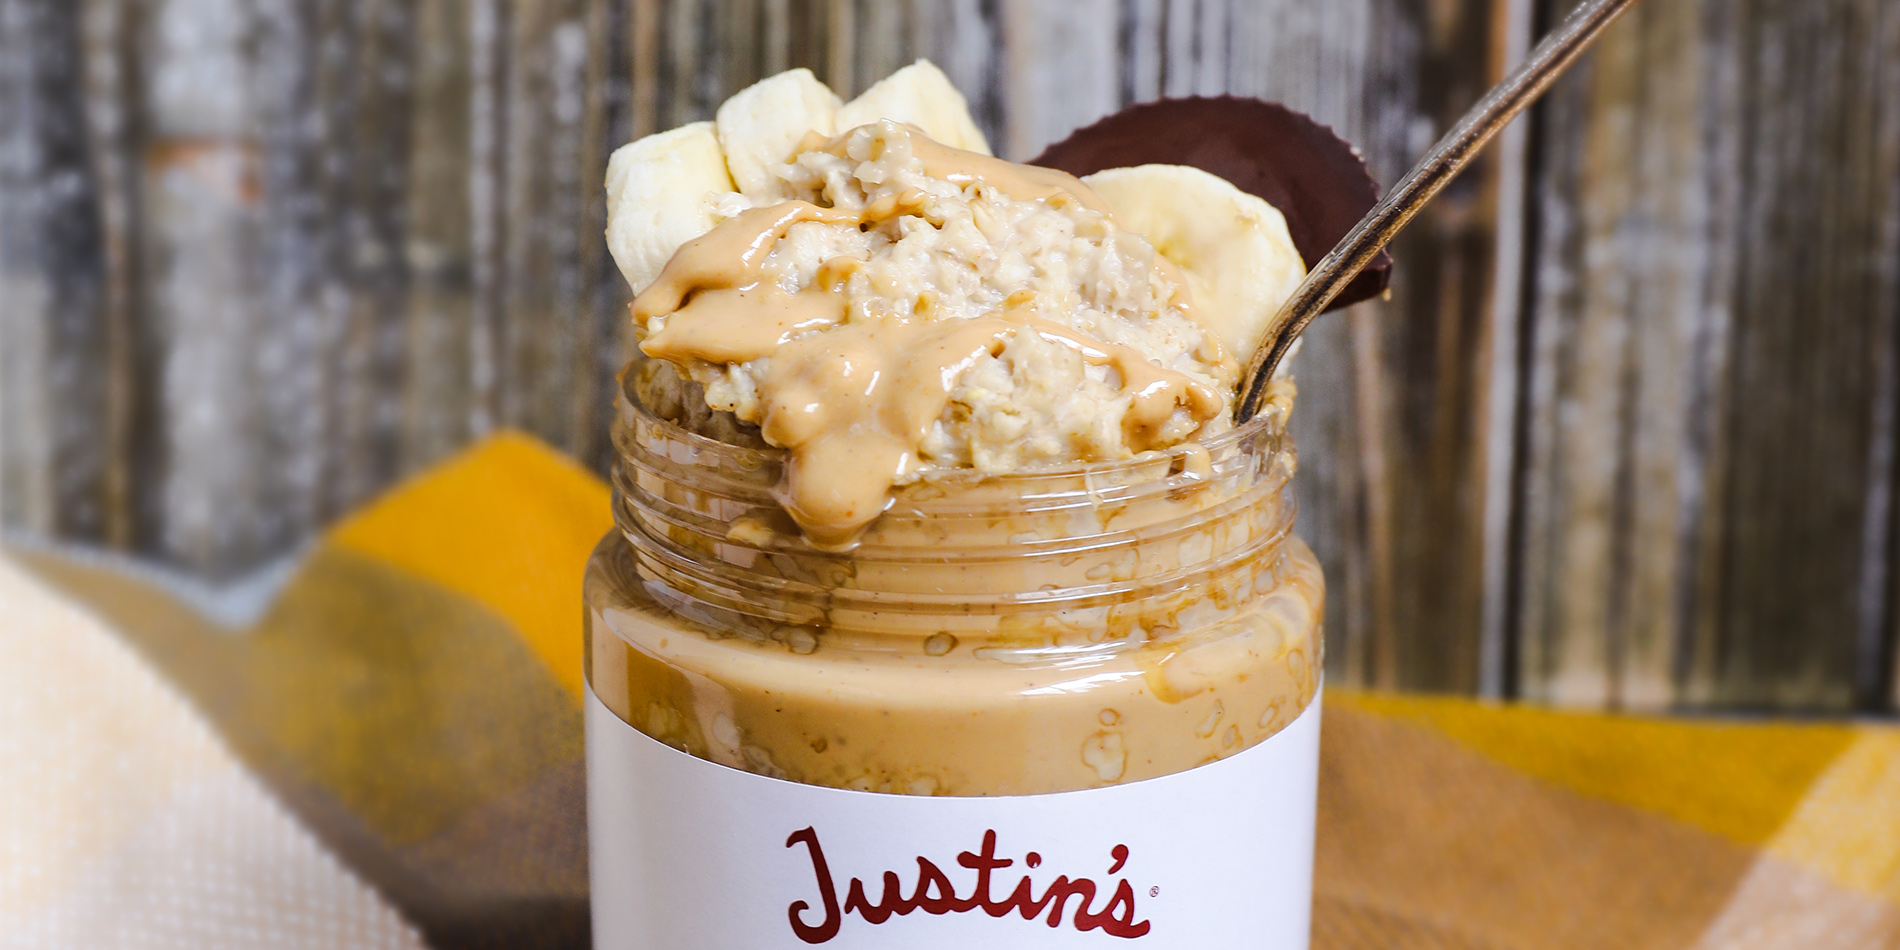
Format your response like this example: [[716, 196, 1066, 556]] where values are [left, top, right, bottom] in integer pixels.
[[583, 365, 1323, 796]]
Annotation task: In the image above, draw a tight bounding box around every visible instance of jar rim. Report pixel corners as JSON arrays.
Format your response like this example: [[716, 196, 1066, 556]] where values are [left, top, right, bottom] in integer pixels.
[[614, 361, 1293, 490], [609, 360, 1302, 627]]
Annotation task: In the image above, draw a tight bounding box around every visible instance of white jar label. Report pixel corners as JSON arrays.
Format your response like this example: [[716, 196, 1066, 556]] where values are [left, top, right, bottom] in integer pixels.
[[586, 685, 1320, 948]]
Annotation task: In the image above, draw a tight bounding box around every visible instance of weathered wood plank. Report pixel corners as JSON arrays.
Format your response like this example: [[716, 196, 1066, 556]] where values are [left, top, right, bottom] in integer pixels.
[[329, 0, 420, 514], [1877, 0, 1900, 712], [845, 0, 904, 96], [1517, 2, 1648, 709], [995, 0, 1121, 160], [1713, 0, 1900, 711], [81, 0, 148, 554], [468, 0, 511, 437], [135, 0, 281, 575], [399, 0, 477, 472], [249, 0, 333, 552], [1375, 0, 1509, 695], [573, 0, 633, 471], [250, 0, 419, 536], [1479, 0, 1536, 698], [0, 0, 112, 542], [499, 0, 590, 452], [901, 0, 1000, 140], [1518, 0, 1900, 711]]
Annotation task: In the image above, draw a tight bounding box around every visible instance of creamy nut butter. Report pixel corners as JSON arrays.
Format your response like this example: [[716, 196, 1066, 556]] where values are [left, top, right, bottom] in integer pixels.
[[586, 365, 1319, 796], [586, 63, 1326, 949]]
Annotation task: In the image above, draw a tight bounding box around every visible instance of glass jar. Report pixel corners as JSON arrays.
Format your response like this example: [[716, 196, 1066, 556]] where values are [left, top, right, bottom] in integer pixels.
[[584, 365, 1324, 948], [584, 368, 1322, 796]]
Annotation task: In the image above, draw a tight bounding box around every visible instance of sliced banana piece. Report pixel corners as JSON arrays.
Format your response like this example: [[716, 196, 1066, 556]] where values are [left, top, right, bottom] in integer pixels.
[[715, 68, 842, 200], [1083, 164, 1306, 360], [605, 121, 738, 297], [837, 60, 991, 155]]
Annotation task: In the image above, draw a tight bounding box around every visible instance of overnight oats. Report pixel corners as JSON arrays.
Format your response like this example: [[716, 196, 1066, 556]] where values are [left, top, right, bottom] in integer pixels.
[[584, 61, 1326, 948]]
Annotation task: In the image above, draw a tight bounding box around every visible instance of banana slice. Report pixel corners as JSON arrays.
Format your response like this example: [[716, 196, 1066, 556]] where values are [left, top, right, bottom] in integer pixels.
[[605, 121, 738, 296], [1083, 164, 1306, 359], [715, 68, 842, 200], [837, 60, 991, 155]]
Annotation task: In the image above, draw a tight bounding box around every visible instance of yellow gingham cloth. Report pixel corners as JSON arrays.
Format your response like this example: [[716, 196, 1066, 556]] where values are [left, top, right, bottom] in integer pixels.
[[5, 433, 1898, 948]]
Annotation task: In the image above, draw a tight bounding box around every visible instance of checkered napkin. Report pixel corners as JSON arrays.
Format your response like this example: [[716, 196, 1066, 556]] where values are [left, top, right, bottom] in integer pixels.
[[5, 434, 1897, 949]]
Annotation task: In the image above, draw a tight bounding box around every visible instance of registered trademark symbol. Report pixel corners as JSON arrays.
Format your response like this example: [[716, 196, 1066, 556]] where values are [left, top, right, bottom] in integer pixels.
[[1149, 886, 1160, 898]]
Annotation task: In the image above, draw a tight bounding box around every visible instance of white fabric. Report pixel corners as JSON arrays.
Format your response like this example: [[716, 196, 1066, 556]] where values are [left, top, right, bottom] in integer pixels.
[[0, 554, 425, 949]]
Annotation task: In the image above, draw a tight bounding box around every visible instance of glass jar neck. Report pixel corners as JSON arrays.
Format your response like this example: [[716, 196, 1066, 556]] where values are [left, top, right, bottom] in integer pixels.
[[609, 365, 1299, 646]]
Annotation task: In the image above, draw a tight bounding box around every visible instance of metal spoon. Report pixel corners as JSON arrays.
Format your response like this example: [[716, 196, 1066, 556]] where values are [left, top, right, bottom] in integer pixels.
[[1235, 0, 1643, 422]]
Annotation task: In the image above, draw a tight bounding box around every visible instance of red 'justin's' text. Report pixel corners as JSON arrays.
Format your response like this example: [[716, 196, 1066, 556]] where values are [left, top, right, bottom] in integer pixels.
[[785, 827, 1153, 943]]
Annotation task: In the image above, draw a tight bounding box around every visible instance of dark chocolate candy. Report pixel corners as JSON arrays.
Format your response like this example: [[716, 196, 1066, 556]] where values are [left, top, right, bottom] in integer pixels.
[[1030, 96, 1390, 312]]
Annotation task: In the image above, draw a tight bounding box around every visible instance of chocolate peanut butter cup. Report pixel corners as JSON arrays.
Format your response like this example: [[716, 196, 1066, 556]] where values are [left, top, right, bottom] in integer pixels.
[[1031, 95, 1390, 312]]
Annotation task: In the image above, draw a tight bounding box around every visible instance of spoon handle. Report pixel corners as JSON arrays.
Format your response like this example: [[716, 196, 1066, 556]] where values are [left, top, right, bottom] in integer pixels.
[[1235, 0, 1642, 422]]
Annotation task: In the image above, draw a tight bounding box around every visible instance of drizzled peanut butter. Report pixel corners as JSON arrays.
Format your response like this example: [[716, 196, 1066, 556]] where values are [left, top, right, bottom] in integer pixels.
[[899, 129, 1119, 218], [632, 123, 1231, 546]]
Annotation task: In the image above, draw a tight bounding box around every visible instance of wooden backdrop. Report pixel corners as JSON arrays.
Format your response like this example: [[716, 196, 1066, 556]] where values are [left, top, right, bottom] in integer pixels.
[[3, 0, 1898, 712]]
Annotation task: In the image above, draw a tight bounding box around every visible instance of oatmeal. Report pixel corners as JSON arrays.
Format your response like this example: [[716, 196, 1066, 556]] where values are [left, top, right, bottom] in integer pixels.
[[631, 121, 1235, 544]]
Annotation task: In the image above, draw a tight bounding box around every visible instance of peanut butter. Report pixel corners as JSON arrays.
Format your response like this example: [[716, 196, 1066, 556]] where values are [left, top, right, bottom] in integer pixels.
[[585, 372, 1320, 795]]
